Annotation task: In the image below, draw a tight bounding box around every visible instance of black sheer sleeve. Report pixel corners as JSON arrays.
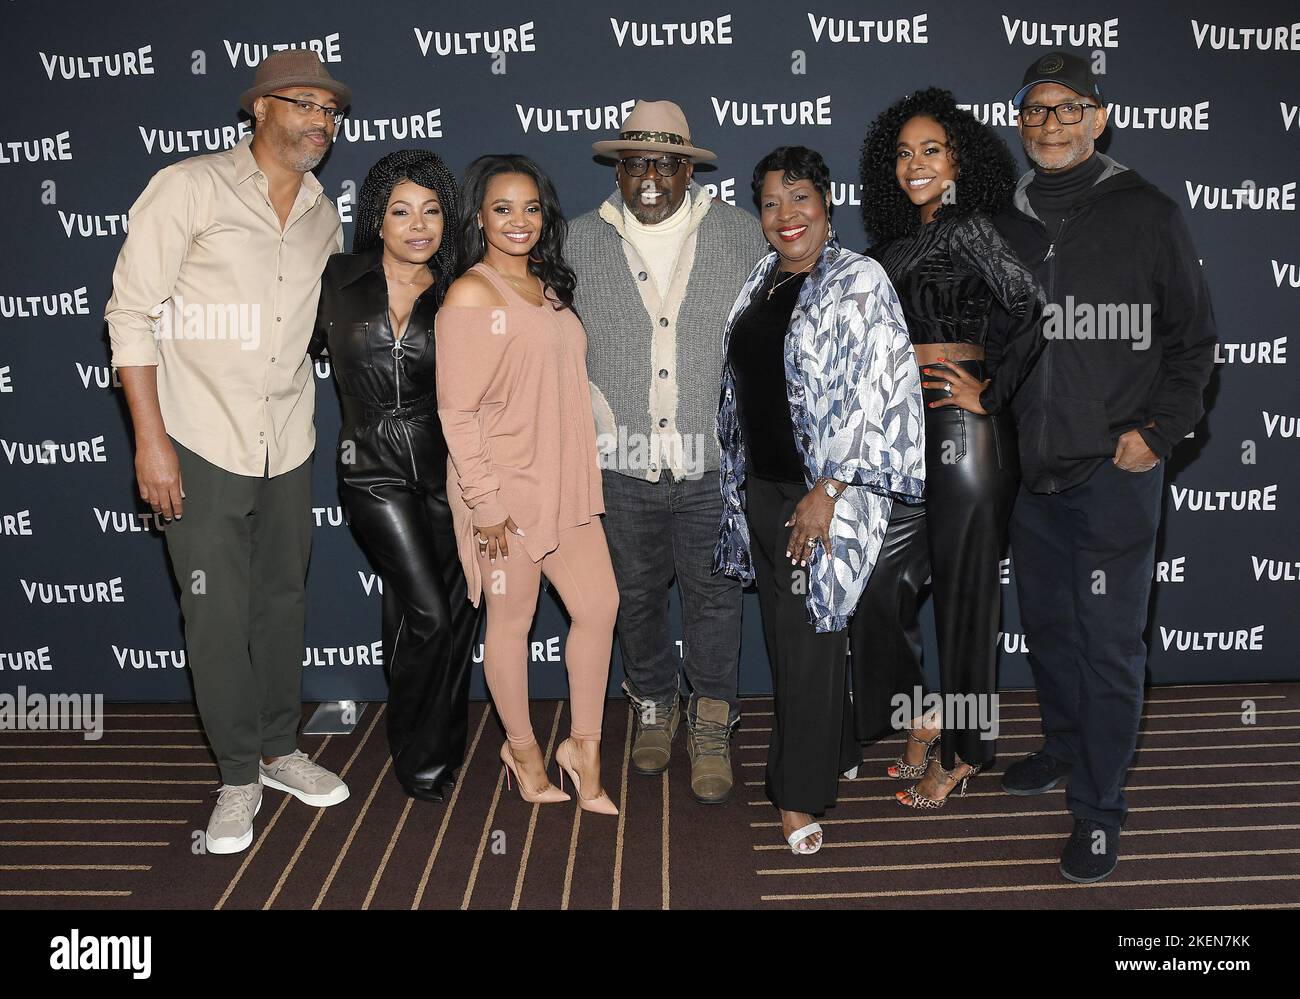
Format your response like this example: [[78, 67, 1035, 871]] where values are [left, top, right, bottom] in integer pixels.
[[949, 213, 1047, 414]]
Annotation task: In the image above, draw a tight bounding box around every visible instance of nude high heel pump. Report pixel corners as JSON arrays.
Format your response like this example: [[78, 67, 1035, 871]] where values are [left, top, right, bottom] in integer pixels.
[[500, 742, 570, 804], [555, 738, 618, 815]]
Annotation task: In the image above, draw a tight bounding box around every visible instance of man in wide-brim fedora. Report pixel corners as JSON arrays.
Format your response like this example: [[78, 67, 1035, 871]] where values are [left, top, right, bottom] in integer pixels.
[[566, 99, 766, 805]]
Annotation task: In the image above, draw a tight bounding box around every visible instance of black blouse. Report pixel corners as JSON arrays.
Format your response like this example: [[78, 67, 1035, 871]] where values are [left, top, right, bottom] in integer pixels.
[[871, 212, 1046, 415], [727, 268, 808, 484]]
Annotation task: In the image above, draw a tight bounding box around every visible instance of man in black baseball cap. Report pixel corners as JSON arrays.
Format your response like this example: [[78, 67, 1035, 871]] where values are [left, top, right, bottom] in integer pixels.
[[993, 53, 1217, 883], [1013, 51, 1107, 176], [1013, 50, 1103, 110]]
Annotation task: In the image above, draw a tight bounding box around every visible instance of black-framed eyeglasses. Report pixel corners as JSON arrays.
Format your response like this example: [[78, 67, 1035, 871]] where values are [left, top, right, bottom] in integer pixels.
[[264, 94, 347, 125], [1020, 102, 1099, 127], [620, 155, 686, 178]]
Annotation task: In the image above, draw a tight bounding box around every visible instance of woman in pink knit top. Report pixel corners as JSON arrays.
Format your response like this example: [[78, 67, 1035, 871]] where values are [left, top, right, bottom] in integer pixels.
[[436, 154, 619, 814]]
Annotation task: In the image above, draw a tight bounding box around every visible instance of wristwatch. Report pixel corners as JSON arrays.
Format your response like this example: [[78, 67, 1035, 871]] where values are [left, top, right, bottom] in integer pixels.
[[820, 478, 843, 500]]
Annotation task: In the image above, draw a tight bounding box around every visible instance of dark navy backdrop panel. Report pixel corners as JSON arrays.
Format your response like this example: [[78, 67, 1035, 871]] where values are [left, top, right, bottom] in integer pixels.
[[2, 0, 1296, 701]]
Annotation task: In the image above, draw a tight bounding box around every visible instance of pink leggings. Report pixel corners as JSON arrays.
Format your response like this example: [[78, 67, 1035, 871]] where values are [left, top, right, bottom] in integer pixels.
[[481, 518, 619, 749]]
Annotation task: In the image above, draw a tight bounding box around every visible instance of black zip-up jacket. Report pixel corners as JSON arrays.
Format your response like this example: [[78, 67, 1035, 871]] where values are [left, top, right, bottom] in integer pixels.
[[994, 153, 1217, 493], [308, 248, 448, 485]]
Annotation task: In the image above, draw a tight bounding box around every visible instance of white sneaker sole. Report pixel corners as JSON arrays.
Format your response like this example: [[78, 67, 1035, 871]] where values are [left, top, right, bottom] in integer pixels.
[[206, 795, 261, 855], [260, 774, 350, 808]]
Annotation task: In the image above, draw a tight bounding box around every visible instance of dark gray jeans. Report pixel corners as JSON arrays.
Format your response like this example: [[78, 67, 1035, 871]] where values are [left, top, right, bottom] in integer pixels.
[[600, 469, 742, 725]]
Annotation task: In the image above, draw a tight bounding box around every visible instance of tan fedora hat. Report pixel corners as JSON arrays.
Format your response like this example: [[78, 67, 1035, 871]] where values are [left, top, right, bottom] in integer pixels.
[[240, 50, 353, 116], [592, 99, 716, 161]]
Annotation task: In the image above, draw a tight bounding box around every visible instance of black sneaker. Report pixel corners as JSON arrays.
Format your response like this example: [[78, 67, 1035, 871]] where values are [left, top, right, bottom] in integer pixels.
[[1060, 817, 1119, 883], [1000, 750, 1071, 796]]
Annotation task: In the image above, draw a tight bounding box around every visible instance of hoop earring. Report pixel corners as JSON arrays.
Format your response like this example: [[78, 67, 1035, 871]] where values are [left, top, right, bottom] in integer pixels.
[[827, 225, 837, 241], [528, 253, 544, 264]]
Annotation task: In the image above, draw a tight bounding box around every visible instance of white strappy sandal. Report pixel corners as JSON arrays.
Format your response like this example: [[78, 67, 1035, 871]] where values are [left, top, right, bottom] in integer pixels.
[[786, 822, 823, 855]]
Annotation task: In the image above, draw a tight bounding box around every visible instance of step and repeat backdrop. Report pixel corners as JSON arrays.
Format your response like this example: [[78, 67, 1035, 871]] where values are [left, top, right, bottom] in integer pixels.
[[1, 0, 1296, 703]]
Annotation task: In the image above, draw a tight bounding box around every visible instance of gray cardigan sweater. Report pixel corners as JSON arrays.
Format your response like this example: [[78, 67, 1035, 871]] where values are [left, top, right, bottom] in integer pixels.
[[566, 184, 765, 481]]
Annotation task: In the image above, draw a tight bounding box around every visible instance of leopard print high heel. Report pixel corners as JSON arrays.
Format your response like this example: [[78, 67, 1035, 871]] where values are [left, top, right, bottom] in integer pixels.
[[887, 728, 941, 780], [896, 759, 982, 809]]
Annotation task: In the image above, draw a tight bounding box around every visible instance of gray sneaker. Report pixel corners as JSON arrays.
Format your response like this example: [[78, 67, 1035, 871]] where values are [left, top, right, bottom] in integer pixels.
[[627, 686, 680, 775], [206, 783, 262, 855], [260, 750, 350, 807]]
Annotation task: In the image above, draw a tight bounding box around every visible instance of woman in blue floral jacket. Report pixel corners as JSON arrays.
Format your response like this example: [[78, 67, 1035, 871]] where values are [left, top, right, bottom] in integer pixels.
[[713, 146, 925, 855]]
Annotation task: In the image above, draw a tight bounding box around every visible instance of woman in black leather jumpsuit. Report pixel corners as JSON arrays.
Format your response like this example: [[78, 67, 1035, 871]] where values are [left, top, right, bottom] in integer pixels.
[[310, 150, 482, 802], [854, 89, 1047, 808]]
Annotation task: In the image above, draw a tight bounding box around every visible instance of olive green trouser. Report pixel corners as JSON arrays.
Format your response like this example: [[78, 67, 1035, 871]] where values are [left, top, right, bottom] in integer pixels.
[[163, 439, 312, 786]]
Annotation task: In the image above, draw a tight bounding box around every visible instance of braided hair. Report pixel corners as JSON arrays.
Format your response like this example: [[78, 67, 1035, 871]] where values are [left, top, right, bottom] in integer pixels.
[[457, 154, 576, 311], [859, 87, 1017, 245], [352, 149, 460, 307]]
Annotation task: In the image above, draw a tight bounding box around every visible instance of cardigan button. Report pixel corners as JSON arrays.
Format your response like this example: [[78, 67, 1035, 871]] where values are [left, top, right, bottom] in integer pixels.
[[638, 271, 648, 281], [658, 418, 668, 428], [659, 317, 669, 327]]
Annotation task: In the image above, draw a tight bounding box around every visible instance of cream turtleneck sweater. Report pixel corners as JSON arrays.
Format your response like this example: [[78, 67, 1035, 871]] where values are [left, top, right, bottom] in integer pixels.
[[621, 191, 693, 296]]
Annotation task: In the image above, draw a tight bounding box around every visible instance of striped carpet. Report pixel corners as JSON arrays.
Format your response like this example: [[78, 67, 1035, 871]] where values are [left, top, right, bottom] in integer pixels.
[[1, 682, 1297, 909]]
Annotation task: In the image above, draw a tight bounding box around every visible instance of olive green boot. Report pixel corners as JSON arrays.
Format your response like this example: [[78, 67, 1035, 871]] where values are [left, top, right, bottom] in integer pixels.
[[687, 697, 735, 804], [629, 690, 680, 775]]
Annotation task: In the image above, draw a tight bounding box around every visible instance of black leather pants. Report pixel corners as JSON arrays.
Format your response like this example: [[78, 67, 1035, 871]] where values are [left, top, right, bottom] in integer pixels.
[[339, 398, 483, 802], [850, 499, 928, 745], [851, 360, 1019, 770]]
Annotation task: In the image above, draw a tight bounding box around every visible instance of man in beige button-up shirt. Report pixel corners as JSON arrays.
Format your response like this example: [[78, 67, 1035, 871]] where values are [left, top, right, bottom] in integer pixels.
[[106, 118, 341, 478], [104, 52, 351, 855]]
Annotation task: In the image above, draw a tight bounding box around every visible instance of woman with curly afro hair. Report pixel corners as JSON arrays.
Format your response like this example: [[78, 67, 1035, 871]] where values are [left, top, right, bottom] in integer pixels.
[[309, 149, 483, 803], [851, 88, 1048, 809]]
